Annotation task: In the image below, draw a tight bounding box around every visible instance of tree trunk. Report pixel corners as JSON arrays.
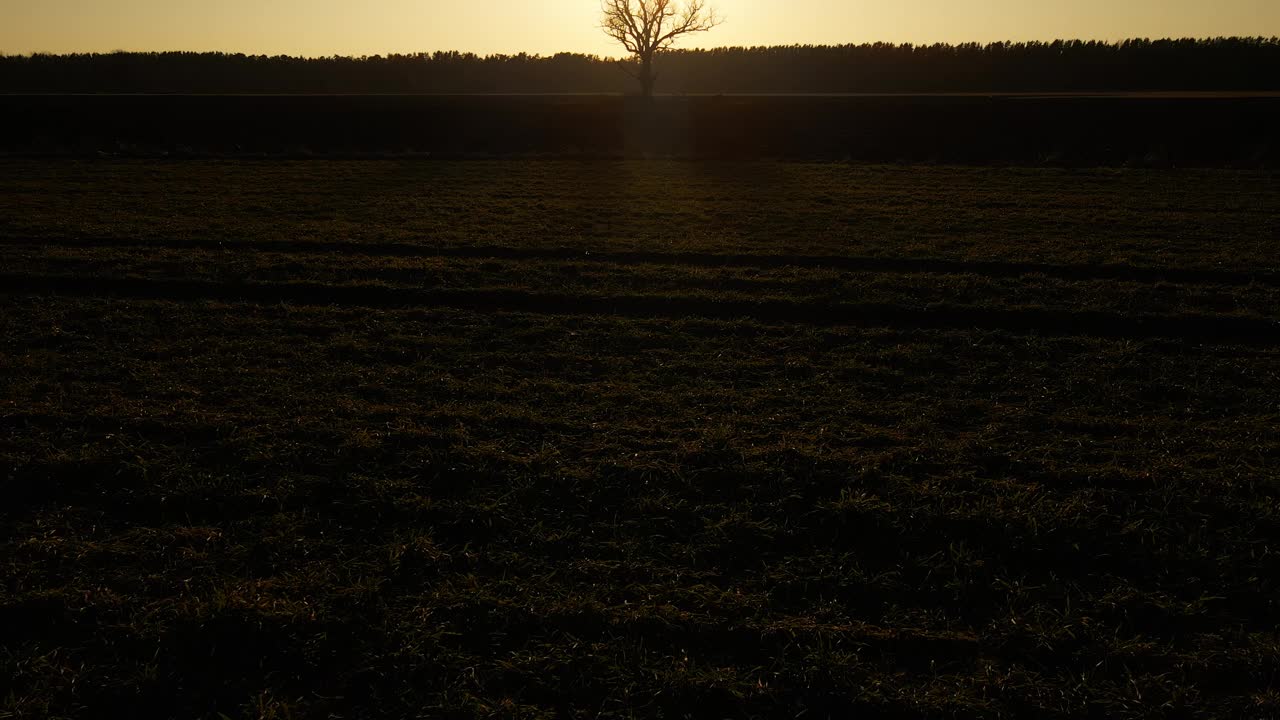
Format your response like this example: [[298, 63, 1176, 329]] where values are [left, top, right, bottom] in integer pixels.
[[639, 56, 655, 98]]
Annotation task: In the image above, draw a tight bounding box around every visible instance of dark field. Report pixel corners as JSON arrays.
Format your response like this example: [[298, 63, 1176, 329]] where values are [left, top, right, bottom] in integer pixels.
[[2, 94, 1279, 165], [2, 160, 1280, 719]]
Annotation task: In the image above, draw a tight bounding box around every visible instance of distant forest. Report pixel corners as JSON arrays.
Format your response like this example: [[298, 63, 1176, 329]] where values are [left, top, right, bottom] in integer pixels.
[[2, 38, 1279, 94]]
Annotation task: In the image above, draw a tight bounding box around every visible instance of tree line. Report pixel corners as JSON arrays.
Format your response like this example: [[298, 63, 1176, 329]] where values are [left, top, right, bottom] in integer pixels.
[[2, 38, 1278, 94]]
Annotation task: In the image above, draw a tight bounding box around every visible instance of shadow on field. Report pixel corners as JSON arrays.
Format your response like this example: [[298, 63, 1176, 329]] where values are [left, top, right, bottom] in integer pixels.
[[2, 94, 1277, 165]]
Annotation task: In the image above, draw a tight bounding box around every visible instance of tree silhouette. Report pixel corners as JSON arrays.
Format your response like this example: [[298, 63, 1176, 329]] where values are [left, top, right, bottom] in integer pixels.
[[601, 0, 722, 97]]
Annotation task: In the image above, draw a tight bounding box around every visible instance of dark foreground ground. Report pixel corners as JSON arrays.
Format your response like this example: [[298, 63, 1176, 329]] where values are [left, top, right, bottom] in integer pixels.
[[2, 161, 1279, 718], [2, 94, 1279, 165]]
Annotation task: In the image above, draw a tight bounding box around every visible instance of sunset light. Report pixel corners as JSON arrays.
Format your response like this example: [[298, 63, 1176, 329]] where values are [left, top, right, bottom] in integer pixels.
[[3, 0, 1277, 57], [4, 1, 1279, 718]]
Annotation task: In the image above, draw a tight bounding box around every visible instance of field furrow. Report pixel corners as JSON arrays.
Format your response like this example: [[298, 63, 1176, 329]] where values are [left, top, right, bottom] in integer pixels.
[[4, 272, 1279, 344], [6, 236, 1280, 286]]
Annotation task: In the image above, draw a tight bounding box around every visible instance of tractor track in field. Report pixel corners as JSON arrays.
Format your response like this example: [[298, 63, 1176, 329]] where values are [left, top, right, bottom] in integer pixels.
[[4, 272, 1278, 345], [5, 236, 1279, 287]]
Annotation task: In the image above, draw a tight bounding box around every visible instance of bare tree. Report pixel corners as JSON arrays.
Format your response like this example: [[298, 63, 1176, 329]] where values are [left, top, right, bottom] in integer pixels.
[[602, 0, 722, 97]]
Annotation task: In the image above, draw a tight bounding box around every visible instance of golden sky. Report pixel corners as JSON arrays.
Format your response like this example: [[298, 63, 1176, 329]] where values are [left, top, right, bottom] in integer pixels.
[[3, 0, 1278, 57]]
